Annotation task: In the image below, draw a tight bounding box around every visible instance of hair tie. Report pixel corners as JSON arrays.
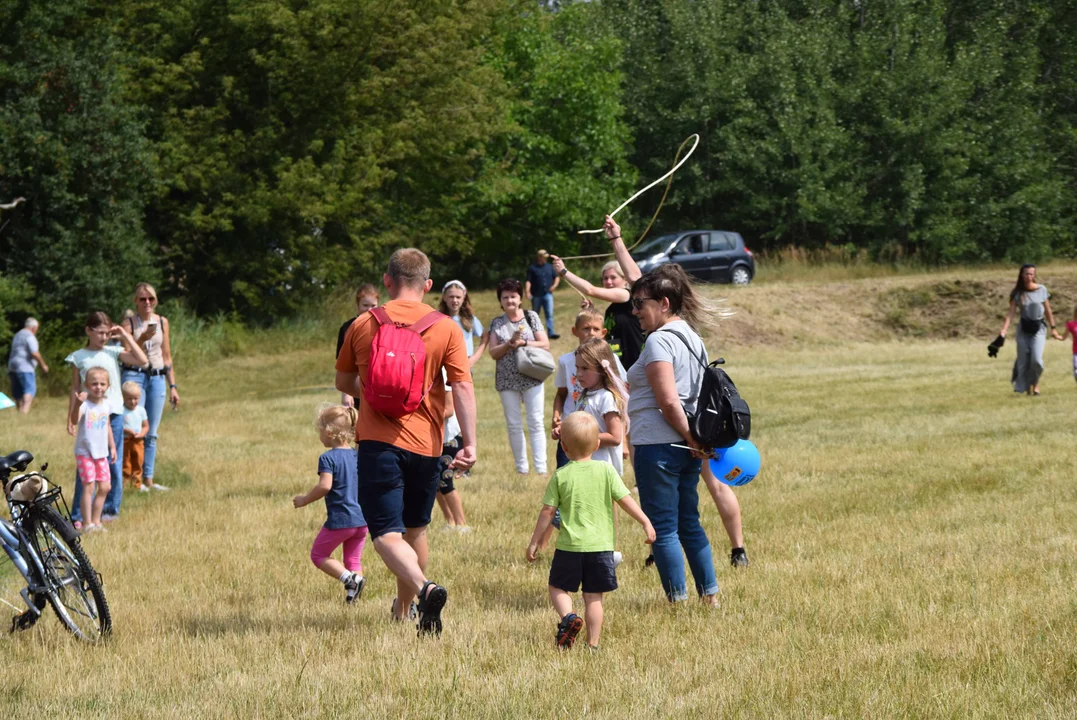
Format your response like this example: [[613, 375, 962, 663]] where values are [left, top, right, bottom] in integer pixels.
[[600, 359, 611, 369], [442, 279, 467, 293]]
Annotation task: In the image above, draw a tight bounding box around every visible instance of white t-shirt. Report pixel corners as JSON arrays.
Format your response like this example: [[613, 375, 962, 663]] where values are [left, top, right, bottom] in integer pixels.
[[442, 369, 460, 443], [123, 405, 148, 435], [574, 388, 623, 475], [75, 400, 112, 460], [554, 349, 627, 417], [65, 345, 124, 414]]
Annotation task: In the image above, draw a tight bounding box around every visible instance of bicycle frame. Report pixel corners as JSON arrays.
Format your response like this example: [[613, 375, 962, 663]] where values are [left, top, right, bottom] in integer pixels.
[[1, 502, 51, 617]]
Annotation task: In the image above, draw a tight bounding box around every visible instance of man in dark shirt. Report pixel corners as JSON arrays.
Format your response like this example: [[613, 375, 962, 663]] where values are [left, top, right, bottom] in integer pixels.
[[525, 249, 560, 339]]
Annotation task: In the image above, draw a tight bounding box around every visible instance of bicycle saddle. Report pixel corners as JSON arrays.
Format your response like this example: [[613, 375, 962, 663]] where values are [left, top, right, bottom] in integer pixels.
[[0, 451, 34, 476]]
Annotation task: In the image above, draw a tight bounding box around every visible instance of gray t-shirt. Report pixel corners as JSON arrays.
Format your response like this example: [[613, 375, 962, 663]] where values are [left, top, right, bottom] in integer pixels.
[[1018, 286, 1050, 321], [7, 329, 39, 373], [626, 320, 708, 446]]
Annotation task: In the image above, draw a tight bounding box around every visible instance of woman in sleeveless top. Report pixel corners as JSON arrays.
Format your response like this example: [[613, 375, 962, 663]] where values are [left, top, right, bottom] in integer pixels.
[[120, 282, 181, 490]]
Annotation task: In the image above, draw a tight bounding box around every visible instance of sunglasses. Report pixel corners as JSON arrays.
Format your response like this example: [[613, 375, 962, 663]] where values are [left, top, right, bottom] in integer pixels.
[[631, 297, 657, 311], [137, 296, 157, 303]]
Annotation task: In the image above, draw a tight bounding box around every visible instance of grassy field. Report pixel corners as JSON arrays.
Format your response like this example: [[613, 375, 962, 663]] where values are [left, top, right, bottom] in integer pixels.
[[2, 266, 1077, 717]]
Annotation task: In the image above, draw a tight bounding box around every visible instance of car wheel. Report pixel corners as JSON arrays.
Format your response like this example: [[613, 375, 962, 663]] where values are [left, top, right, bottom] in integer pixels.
[[731, 266, 751, 285]]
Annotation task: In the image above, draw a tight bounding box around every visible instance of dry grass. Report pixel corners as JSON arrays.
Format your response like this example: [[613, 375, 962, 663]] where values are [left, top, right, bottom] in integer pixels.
[[3, 270, 1077, 717]]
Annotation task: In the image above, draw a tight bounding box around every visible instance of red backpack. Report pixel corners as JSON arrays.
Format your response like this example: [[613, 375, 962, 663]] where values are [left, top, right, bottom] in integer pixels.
[[363, 307, 447, 418]]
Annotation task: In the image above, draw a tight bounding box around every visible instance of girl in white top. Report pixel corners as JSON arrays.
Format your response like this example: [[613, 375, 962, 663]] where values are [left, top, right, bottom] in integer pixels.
[[69, 368, 117, 533], [571, 339, 628, 476], [438, 280, 487, 368]]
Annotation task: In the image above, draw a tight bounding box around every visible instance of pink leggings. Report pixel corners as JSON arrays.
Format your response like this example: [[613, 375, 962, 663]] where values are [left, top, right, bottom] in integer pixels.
[[310, 526, 368, 573]]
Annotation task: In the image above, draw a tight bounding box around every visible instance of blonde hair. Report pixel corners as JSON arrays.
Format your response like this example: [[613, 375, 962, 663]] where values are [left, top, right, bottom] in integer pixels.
[[600, 260, 629, 286], [560, 411, 599, 460], [387, 248, 431, 289], [316, 404, 358, 446], [121, 381, 142, 398], [133, 282, 157, 303], [574, 306, 605, 329], [84, 367, 110, 387], [574, 339, 628, 423]]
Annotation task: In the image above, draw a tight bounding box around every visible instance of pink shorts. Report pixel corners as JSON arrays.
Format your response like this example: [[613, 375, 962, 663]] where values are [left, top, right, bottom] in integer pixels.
[[76, 455, 111, 484], [310, 526, 369, 573]]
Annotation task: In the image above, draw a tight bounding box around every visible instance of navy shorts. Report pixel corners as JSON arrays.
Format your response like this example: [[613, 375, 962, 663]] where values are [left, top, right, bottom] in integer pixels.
[[549, 549, 618, 594], [357, 440, 441, 539], [8, 372, 35, 399]]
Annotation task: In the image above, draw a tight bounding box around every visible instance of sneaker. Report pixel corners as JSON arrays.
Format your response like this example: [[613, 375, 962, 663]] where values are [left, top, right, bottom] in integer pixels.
[[151, 484, 170, 492], [612, 551, 623, 568], [86, 524, 107, 534], [101, 514, 118, 523], [555, 613, 584, 649], [456, 526, 472, 535], [644, 553, 655, 568], [549, 333, 561, 340], [416, 582, 447, 637], [73, 521, 83, 531], [439, 525, 457, 533], [730, 547, 749, 568], [390, 597, 417, 622], [343, 574, 365, 604], [138, 485, 150, 493]]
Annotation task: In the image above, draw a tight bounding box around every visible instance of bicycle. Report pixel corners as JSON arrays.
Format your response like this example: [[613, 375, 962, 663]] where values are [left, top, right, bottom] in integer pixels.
[[0, 450, 112, 641]]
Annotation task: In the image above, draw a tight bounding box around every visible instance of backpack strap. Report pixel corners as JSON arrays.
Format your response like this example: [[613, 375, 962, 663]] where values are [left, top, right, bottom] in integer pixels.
[[369, 307, 447, 334], [660, 328, 712, 370], [369, 307, 393, 327], [523, 310, 542, 337]]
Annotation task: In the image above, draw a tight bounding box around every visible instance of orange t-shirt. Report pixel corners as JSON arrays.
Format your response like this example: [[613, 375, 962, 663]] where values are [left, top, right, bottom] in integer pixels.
[[336, 299, 471, 457]]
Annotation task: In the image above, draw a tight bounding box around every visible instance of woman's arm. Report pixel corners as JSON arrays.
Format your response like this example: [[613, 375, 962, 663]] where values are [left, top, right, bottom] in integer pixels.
[[550, 256, 631, 304], [487, 322, 517, 361], [1001, 300, 1017, 336], [293, 472, 333, 508], [606, 216, 643, 284], [1044, 299, 1064, 340], [67, 366, 82, 435], [526, 314, 550, 350], [645, 360, 696, 448], [468, 331, 488, 367], [599, 412, 624, 447], [113, 325, 149, 367], [161, 317, 180, 408]]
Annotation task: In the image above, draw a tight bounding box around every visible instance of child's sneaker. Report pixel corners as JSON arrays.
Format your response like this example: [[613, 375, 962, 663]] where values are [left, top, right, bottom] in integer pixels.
[[730, 547, 749, 568], [73, 521, 83, 531], [555, 613, 584, 649], [138, 485, 150, 493], [151, 484, 170, 492], [343, 574, 365, 604]]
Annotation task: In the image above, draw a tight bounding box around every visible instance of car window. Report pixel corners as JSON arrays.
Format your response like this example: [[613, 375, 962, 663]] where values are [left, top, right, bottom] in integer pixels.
[[632, 234, 678, 258], [708, 233, 733, 251], [676, 234, 706, 254]]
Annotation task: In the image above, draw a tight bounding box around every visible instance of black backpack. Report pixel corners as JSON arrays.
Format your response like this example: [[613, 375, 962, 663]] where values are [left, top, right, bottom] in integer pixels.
[[662, 330, 751, 449]]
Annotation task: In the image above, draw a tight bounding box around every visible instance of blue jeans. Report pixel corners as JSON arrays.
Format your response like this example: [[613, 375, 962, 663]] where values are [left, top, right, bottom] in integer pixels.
[[531, 293, 555, 335], [633, 443, 718, 601], [72, 413, 124, 522], [121, 370, 167, 480]]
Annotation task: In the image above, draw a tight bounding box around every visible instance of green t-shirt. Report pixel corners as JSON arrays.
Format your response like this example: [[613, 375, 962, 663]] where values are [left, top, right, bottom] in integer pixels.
[[541, 460, 630, 552]]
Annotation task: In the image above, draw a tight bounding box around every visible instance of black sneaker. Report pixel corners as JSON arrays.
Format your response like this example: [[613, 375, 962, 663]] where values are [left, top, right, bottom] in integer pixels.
[[644, 553, 655, 568], [549, 333, 561, 340], [556, 613, 584, 649], [730, 547, 749, 568], [416, 581, 447, 637], [390, 597, 417, 621], [343, 574, 365, 604]]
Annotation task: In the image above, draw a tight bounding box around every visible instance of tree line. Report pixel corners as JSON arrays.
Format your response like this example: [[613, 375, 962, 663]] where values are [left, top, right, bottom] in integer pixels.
[[1, 0, 1074, 339]]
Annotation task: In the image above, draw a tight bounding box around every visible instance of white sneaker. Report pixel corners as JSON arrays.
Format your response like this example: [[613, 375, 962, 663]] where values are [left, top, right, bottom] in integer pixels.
[[456, 526, 473, 534], [613, 551, 623, 568], [151, 484, 170, 492], [138, 485, 150, 493]]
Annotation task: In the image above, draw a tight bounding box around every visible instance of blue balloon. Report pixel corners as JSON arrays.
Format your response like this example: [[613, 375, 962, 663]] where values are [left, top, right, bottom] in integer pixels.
[[708, 440, 761, 487]]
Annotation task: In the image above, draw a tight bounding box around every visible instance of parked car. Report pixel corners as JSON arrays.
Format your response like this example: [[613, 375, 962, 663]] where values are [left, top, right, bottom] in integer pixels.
[[631, 230, 755, 285]]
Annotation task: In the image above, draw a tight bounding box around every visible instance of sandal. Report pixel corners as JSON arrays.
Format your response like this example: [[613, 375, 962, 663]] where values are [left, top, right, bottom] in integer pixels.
[[416, 581, 447, 637]]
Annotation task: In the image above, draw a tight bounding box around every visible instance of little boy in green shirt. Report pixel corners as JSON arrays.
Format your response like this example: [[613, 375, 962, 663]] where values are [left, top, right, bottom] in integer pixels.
[[526, 411, 655, 650]]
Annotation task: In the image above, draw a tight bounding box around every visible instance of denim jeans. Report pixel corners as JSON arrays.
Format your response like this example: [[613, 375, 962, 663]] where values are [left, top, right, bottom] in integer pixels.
[[633, 443, 718, 601], [121, 370, 167, 479], [498, 385, 546, 474], [72, 413, 124, 522], [531, 292, 555, 335]]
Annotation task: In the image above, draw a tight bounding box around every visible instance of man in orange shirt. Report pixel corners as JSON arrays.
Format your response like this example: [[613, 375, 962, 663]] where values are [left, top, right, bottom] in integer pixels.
[[336, 248, 477, 636]]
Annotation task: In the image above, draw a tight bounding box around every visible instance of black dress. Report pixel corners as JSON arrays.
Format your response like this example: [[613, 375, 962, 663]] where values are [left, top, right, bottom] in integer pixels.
[[604, 301, 645, 370]]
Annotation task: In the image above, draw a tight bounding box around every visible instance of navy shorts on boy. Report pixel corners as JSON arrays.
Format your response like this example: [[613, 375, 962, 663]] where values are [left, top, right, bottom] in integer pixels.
[[318, 447, 365, 529], [357, 440, 440, 538], [549, 549, 618, 593]]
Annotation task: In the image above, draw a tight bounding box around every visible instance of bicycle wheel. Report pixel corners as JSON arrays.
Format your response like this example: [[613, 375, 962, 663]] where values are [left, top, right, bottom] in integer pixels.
[[26, 505, 111, 641]]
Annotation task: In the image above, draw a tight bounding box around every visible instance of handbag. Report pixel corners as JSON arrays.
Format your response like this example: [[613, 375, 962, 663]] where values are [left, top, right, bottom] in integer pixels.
[[514, 311, 555, 381], [1019, 317, 1044, 335]]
